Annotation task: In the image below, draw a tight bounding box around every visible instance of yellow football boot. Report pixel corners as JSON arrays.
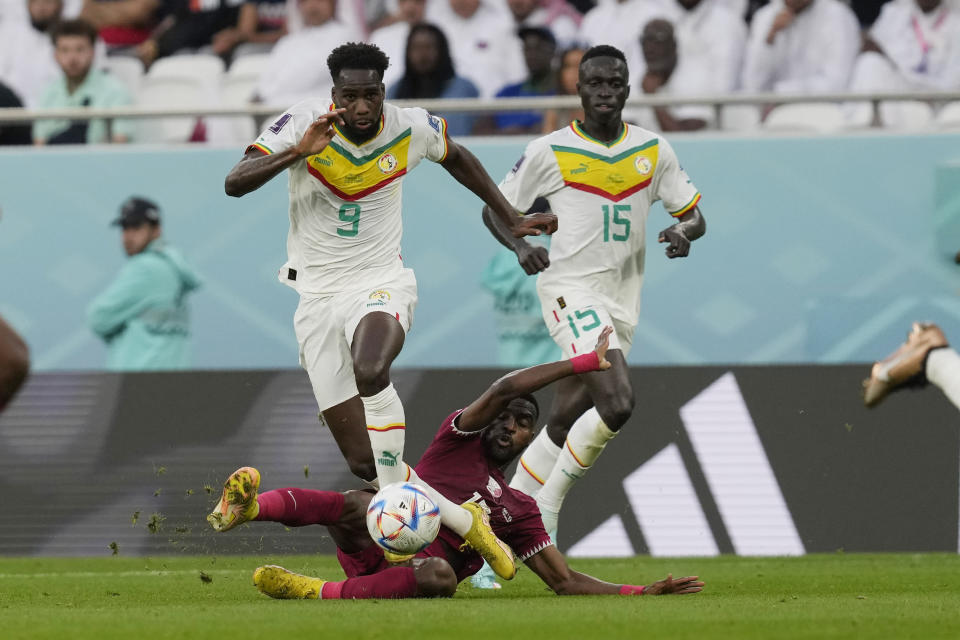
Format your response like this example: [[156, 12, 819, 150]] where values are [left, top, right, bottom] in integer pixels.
[[253, 565, 325, 599], [207, 466, 260, 532], [459, 502, 516, 580]]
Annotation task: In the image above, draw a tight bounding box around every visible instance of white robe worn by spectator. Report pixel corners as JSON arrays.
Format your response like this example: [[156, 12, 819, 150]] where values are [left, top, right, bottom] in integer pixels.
[[431, 1, 524, 98], [578, 0, 672, 75], [256, 20, 361, 108], [0, 20, 60, 106], [669, 0, 747, 93], [0, 0, 81, 23], [516, 5, 579, 49], [369, 20, 410, 90], [851, 0, 960, 92], [624, 53, 717, 130], [741, 0, 860, 94]]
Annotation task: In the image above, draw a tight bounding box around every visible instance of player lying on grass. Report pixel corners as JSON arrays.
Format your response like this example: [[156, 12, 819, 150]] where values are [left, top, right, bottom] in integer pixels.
[[208, 327, 704, 599]]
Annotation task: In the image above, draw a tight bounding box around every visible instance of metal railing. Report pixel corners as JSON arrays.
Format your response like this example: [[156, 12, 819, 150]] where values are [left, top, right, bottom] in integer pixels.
[[1, 90, 959, 130]]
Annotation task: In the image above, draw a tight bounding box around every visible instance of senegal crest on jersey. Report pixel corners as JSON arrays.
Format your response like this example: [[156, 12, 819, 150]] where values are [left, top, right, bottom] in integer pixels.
[[551, 135, 660, 202], [306, 128, 412, 201]]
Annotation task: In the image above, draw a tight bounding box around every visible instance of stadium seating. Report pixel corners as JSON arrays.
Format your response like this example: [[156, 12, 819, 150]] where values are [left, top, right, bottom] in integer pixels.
[[100, 56, 145, 96], [762, 103, 846, 134], [719, 104, 761, 131], [935, 101, 960, 130], [136, 76, 213, 143]]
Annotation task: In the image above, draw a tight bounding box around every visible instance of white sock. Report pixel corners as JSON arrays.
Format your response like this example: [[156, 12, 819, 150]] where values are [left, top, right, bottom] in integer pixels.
[[406, 466, 472, 537], [926, 347, 960, 411], [537, 408, 618, 529], [361, 384, 406, 486], [508, 426, 562, 499]]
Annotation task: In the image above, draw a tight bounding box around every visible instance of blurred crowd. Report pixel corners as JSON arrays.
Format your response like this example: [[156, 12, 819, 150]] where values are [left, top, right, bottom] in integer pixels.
[[1, 0, 960, 143]]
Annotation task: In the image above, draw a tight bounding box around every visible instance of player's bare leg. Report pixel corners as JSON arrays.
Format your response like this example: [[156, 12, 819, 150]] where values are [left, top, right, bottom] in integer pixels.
[[535, 350, 632, 533], [352, 312, 407, 486], [863, 323, 949, 408], [321, 396, 377, 483]]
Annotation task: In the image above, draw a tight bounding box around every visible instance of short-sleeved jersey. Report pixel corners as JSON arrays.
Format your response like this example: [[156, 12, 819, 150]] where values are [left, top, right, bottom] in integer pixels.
[[249, 100, 449, 296], [414, 410, 553, 569], [498, 121, 700, 325]]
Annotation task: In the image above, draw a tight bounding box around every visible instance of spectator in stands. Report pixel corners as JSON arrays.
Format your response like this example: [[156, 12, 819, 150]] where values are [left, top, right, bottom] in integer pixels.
[[849, 0, 960, 95], [578, 0, 665, 74], [387, 22, 479, 136], [0, 0, 63, 106], [213, 0, 289, 59], [79, 0, 164, 55], [666, 0, 746, 95], [629, 18, 713, 131], [434, 0, 525, 97], [254, 0, 359, 106], [540, 43, 583, 132], [369, 0, 426, 89], [741, 0, 860, 95], [87, 197, 201, 371], [33, 19, 134, 144], [0, 81, 32, 145], [506, 0, 578, 48], [137, 0, 247, 66], [486, 26, 557, 135]]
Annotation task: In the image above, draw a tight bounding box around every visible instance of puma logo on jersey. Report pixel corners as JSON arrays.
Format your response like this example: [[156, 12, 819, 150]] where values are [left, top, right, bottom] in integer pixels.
[[570, 162, 589, 174]]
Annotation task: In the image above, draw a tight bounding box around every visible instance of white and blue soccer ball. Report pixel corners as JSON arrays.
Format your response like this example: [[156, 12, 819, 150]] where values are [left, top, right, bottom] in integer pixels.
[[366, 482, 442, 555]]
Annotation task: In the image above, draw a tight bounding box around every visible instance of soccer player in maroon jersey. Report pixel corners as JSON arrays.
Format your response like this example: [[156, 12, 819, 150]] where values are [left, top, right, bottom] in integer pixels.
[[0, 315, 29, 413], [210, 327, 703, 599]]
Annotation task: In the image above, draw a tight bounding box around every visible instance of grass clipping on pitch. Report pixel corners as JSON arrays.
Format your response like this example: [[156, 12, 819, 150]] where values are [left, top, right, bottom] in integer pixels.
[[0, 553, 958, 639]]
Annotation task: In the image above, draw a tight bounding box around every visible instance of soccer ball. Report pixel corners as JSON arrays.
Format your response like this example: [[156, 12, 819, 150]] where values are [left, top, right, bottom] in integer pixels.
[[366, 482, 441, 555]]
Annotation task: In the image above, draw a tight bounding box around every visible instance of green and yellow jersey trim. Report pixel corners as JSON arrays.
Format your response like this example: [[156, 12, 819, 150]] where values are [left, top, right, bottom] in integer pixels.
[[669, 192, 702, 217], [551, 137, 660, 202], [570, 120, 629, 147], [248, 142, 273, 155], [306, 127, 413, 201]]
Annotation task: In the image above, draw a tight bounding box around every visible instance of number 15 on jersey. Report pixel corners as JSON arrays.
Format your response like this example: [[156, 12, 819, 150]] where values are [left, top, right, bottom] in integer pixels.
[[602, 204, 631, 242]]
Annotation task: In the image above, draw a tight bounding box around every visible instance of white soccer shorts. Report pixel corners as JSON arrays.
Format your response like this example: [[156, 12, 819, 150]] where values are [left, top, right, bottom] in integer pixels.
[[294, 268, 418, 412], [538, 287, 634, 359]]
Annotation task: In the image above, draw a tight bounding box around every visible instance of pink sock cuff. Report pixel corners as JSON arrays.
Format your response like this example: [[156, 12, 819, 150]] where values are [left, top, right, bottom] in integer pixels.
[[619, 584, 646, 595], [321, 581, 344, 599], [570, 351, 601, 374]]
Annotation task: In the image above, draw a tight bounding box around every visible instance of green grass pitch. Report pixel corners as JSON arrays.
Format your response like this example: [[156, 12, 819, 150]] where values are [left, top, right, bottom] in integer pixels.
[[1, 553, 959, 639]]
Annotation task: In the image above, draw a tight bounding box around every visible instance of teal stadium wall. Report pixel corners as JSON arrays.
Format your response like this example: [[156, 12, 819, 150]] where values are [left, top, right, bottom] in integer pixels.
[[2, 132, 960, 371]]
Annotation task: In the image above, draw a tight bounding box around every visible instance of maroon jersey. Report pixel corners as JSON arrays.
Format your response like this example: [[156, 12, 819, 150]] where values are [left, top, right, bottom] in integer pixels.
[[337, 409, 552, 582]]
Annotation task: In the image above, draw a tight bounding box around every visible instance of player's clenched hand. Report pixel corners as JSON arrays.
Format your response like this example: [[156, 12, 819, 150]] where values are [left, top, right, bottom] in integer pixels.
[[643, 574, 704, 595], [513, 212, 558, 238], [515, 242, 550, 275], [295, 108, 347, 157], [658, 223, 691, 259], [594, 326, 613, 370]]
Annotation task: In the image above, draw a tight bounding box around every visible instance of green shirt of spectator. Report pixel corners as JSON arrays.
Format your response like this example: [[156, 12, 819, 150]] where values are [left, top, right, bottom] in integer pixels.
[[33, 18, 134, 144]]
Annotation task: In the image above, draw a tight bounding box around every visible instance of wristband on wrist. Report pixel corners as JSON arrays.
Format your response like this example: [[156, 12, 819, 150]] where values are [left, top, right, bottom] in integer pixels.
[[570, 351, 600, 374], [619, 584, 646, 595]]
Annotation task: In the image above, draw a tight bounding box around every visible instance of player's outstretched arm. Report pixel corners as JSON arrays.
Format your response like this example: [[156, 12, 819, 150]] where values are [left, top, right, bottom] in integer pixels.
[[0, 315, 29, 412], [482, 205, 550, 275], [524, 545, 704, 596], [457, 327, 612, 432], [440, 141, 557, 238], [224, 109, 346, 197], [658, 206, 706, 259]]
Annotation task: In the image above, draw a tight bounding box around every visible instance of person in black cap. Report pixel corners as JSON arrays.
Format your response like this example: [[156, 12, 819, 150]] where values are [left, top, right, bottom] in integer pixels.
[[485, 26, 558, 135], [86, 197, 201, 370]]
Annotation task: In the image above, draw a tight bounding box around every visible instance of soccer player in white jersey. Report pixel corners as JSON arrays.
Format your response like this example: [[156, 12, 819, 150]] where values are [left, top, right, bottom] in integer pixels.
[[482, 44, 707, 540], [218, 42, 556, 580]]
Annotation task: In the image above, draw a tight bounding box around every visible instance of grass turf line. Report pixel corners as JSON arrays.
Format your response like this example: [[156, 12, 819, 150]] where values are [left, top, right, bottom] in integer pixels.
[[0, 554, 958, 639]]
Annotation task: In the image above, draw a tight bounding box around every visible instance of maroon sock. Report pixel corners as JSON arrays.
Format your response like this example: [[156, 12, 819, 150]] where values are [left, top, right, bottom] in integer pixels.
[[255, 488, 345, 527], [320, 567, 418, 599]]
